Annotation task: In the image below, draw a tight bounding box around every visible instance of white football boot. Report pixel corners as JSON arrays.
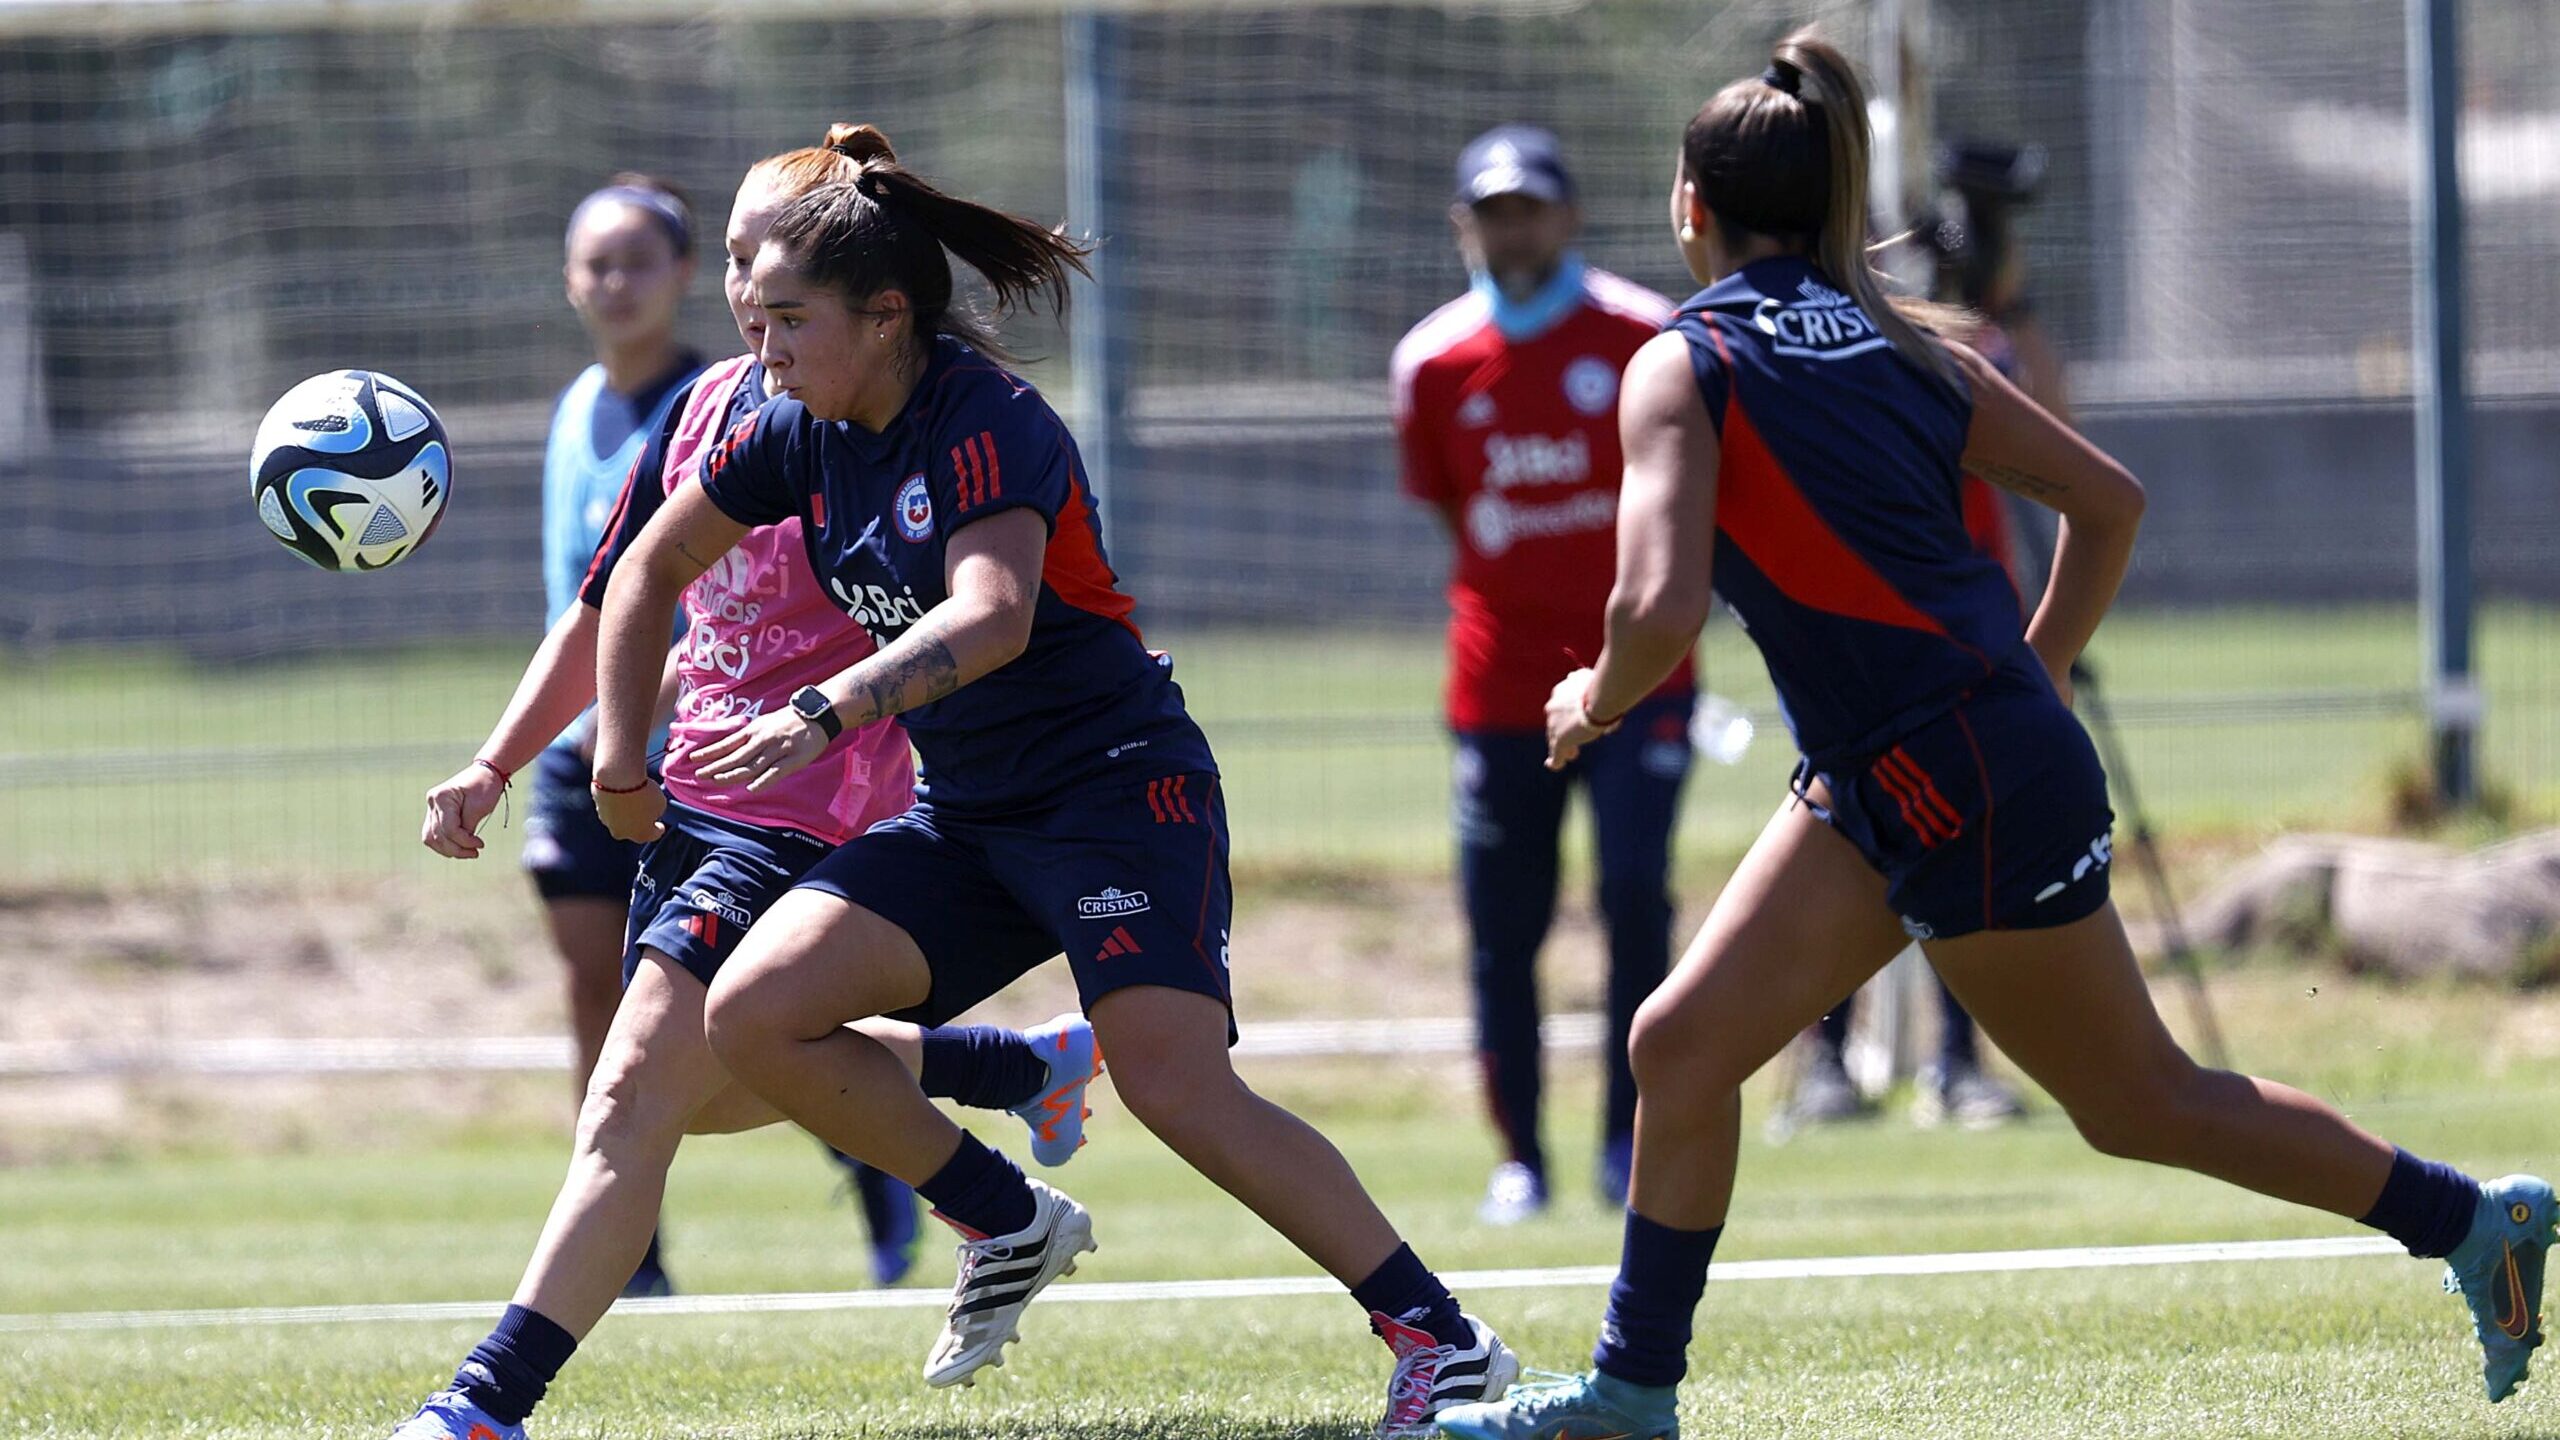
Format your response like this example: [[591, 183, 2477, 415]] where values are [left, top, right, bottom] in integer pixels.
[[922, 1177, 1096, 1387]]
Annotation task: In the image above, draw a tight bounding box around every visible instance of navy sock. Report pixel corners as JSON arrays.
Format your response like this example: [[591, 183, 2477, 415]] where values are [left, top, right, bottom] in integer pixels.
[[2359, 1147, 2482, 1259], [1592, 1211, 1721, 1388], [918, 1025, 1053, 1111], [1936, 980, 1980, 1069], [915, 1132, 1036, 1238], [453, 1304, 577, 1426], [1350, 1243, 1470, 1349]]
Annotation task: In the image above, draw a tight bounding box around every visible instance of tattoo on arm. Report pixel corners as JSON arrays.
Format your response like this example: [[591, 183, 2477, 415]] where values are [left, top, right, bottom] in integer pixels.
[[673, 540, 714, 570], [1971, 460, 2070, 501], [851, 617, 966, 725]]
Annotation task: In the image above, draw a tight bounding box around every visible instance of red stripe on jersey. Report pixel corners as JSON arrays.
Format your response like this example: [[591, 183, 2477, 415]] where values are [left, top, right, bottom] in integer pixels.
[[578, 450, 652, 598], [1045, 468, 1144, 642], [1713, 389, 1953, 642], [949, 444, 974, 508], [705, 414, 758, 486], [968, 432, 1001, 502]]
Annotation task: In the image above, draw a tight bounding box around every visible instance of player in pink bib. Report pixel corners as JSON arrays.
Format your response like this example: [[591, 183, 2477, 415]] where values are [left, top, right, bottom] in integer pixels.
[[397, 128, 1102, 1440], [639, 351, 911, 844]]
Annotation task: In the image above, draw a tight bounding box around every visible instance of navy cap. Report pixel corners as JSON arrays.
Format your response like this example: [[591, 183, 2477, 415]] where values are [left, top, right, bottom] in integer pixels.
[[1455, 125, 1575, 207]]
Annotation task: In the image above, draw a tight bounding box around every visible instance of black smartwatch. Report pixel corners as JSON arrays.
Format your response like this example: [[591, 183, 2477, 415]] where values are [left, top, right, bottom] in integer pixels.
[[789, 685, 843, 741]]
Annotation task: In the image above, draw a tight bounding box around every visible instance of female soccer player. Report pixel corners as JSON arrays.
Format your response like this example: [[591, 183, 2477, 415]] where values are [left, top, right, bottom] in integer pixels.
[[522, 175, 703, 1204], [1435, 32, 2552, 1440], [589, 127, 1517, 1432], [394, 130, 1100, 1440]]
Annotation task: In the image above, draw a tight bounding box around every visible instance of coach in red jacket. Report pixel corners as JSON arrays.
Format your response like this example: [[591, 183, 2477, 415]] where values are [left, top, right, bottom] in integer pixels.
[[1391, 126, 1695, 1224]]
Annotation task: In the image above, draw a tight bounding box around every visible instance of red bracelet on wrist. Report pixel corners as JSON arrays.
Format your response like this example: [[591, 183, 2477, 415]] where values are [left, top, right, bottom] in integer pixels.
[[1579, 693, 1627, 734], [470, 757, 511, 787], [590, 775, 650, 795]]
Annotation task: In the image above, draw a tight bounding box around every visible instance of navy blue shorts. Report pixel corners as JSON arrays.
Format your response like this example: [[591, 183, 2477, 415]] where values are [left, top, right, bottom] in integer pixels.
[[797, 773, 1234, 1032], [1813, 675, 2116, 942], [522, 746, 644, 902], [624, 801, 837, 988]]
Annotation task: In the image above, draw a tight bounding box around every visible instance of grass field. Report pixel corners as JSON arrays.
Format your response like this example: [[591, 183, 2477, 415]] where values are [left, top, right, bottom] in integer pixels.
[[5, 605, 2560, 884], [8, 970, 2560, 1439]]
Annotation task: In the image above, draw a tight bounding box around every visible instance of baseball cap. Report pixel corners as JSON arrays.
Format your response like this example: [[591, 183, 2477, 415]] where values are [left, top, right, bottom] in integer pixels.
[[1455, 125, 1575, 207]]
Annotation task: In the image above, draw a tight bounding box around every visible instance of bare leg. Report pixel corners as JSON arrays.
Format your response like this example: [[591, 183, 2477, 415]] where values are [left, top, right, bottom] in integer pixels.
[[512, 950, 728, 1339], [700, 890, 965, 1183], [539, 895, 629, 1101], [1926, 904, 2394, 1216], [685, 1019, 926, 1137], [1090, 985, 1403, 1284], [1624, 795, 1912, 1230]]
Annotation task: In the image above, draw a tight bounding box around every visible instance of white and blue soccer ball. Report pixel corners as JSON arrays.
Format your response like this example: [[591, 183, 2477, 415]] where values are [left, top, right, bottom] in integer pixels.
[[250, 369, 451, 572]]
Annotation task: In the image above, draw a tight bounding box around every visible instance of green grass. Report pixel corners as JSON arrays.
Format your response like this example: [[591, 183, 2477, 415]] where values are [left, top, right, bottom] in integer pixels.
[[5, 605, 2560, 882], [8, 969, 2560, 1437]]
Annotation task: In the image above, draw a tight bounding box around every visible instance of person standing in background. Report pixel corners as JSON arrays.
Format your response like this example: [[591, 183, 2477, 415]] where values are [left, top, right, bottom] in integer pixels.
[[528, 175, 707, 1295], [1391, 126, 1695, 1223]]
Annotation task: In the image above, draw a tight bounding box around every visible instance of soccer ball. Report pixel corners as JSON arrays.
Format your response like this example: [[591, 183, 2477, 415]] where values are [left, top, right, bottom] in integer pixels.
[[250, 369, 451, 572]]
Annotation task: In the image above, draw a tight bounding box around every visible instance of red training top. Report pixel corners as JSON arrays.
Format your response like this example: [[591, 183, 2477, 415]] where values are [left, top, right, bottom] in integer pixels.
[[1393, 268, 1697, 731]]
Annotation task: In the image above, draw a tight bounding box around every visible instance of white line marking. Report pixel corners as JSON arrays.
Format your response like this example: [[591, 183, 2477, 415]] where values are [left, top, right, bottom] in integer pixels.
[[0, 1235, 2403, 1335], [0, 1015, 1608, 1080]]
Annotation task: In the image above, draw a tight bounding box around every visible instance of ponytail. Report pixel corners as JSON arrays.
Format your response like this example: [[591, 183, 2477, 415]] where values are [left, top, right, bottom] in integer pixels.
[[1684, 28, 1964, 389], [764, 127, 1092, 365]]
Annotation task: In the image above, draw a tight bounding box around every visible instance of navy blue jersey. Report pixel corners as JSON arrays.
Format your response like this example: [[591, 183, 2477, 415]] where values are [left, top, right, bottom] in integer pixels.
[[1675, 257, 2044, 768], [698, 335, 1214, 815]]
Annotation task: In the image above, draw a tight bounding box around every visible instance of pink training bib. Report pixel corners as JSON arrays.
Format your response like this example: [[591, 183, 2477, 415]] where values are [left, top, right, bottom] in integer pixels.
[[659, 355, 915, 844]]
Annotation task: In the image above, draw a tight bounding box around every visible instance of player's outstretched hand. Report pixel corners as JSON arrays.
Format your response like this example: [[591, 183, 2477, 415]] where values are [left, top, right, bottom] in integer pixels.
[[421, 763, 507, 859], [1544, 667, 1618, 771], [693, 710, 827, 794], [592, 774, 668, 843]]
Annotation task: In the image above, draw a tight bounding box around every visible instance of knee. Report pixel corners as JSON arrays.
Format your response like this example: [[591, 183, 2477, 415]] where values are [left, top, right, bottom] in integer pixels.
[[701, 971, 784, 1072], [1627, 992, 1722, 1097], [1107, 1050, 1240, 1148], [575, 1056, 685, 1158]]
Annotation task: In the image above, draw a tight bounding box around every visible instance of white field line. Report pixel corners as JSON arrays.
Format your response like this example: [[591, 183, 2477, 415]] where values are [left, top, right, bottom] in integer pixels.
[[0, 1235, 2402, 1335], [0, 1014, 1606, 1081]]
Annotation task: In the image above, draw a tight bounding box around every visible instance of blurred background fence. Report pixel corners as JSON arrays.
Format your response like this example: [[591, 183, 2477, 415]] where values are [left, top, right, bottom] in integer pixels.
[[2, 0, 2556, 882]]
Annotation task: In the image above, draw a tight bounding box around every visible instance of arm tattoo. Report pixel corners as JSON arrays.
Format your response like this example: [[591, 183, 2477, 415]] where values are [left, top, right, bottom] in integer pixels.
[[673, 539, 715, 570], [852, 617, 965, 725], [1971, 460, 2070, 501]]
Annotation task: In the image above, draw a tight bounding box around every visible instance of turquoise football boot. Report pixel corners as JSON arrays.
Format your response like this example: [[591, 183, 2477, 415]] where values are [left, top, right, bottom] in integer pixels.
[[1009, 1012, 1102, 1167], [1435, 1370, 1678, 1440], [388, 1388, 525, 1440], [2443, 1173, 2557, 1402]]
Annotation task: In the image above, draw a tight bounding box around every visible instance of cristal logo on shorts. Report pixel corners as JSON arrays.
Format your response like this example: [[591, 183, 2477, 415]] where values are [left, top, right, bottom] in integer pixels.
[[1075, 887, 1151, 919]]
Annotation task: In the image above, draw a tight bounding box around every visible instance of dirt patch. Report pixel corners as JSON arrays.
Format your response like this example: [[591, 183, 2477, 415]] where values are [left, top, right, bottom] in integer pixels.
[[0, 872, 1686, 1161]]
